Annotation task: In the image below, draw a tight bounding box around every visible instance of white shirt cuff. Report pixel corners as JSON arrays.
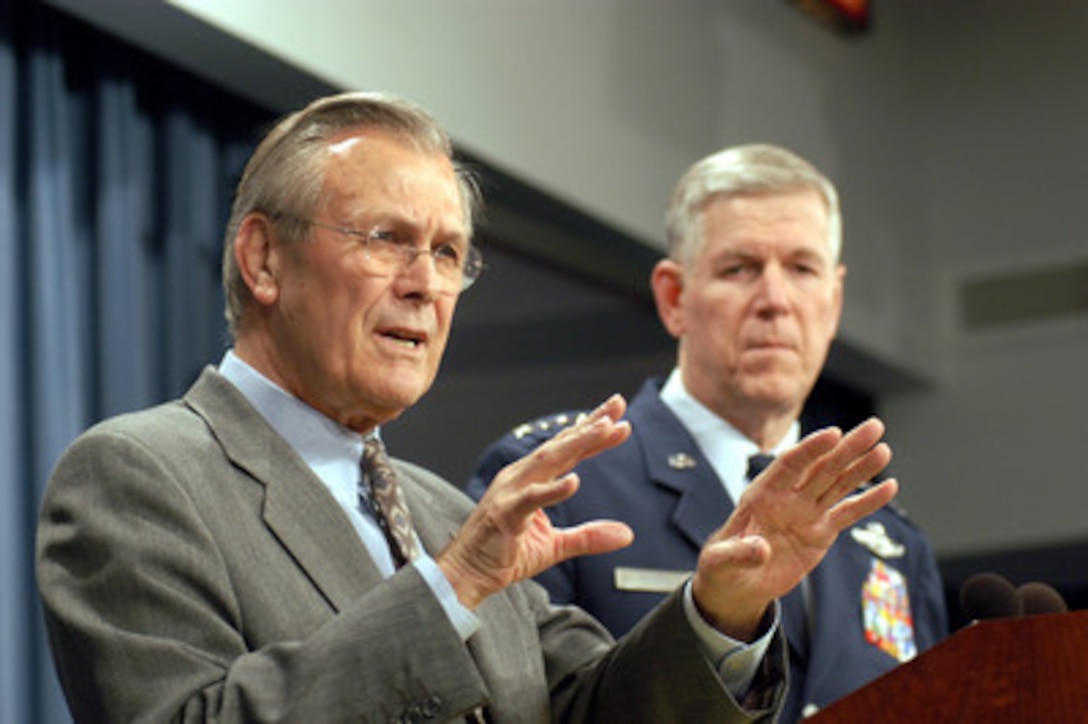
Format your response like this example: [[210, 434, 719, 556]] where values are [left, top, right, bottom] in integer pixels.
[[413, 555, 480, 641]]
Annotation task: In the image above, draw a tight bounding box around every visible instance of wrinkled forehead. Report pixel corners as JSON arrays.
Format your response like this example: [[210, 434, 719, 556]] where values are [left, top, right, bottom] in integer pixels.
[[320, 132, 467, 233], [322, 129, 471, 232], [695, 189, 832, 252]]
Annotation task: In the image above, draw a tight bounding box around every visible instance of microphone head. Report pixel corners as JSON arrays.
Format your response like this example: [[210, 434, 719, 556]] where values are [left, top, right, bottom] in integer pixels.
[[1017, 581, 1068, 615], [960, 572, 1022, 621]]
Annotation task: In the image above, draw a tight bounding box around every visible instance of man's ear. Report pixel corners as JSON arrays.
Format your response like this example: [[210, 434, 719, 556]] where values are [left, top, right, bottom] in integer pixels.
[[234, 214, 280, 307], [829, 263, 847, 334], [650, 258, 685, 340]]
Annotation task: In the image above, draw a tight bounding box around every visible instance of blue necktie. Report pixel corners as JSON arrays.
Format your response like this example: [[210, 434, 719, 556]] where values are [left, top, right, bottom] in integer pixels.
[[746, 453, 776, 481]]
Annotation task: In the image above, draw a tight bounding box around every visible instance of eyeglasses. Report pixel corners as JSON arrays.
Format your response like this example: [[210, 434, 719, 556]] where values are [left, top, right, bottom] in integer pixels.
[[283, 216, 484, 294]]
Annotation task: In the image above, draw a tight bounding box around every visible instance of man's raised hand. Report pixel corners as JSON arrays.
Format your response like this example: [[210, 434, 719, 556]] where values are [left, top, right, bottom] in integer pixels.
[[439, 395, 635, 609], [692, 417, 897, 640]]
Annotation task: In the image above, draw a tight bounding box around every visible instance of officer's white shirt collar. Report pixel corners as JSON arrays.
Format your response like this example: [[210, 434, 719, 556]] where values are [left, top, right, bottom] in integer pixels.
[[659, 368, 799, 503]]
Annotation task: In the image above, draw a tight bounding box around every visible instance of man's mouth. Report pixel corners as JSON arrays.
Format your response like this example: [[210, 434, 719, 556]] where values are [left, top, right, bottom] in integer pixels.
[[749, 340, 791, 350], [379, 327, 426, 349]]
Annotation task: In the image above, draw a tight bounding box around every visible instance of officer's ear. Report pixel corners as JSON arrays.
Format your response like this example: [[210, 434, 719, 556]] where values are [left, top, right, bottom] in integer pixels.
[[650, 258, 685, 340]]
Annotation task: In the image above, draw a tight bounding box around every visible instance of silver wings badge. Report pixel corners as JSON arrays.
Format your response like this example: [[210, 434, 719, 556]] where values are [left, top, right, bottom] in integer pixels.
[[850, 521, 906, 559]]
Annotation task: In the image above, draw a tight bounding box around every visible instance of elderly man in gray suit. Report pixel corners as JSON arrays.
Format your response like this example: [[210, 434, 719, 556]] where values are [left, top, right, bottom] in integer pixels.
[[36, 91, 897, 723]]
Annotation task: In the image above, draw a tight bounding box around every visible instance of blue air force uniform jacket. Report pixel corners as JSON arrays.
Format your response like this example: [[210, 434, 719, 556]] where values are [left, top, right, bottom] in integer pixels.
[[467, 377, 948, 722]]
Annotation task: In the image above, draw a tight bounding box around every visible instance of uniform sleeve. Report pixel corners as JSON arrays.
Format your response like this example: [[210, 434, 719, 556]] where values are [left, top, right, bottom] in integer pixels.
[[465, 433, 530, 501], [465, 414, 580, 500]]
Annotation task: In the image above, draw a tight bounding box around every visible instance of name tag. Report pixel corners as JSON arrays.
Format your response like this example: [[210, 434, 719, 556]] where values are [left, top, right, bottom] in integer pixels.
[[614, 566, 692, 593]]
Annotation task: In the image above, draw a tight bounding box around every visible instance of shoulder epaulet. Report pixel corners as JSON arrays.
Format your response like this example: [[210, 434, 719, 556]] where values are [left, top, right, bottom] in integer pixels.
[[510, 411, 590, 442], [857, 480, 916, 527]]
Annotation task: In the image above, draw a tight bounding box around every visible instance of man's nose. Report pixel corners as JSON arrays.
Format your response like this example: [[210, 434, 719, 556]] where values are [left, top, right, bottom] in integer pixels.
[[393, 248, 453, 298], [753, 264, 791, 310]]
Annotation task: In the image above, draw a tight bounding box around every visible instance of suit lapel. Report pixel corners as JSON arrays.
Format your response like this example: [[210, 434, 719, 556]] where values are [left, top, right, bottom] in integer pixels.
[[392, 463, 461, 560], [629, 380, 736, 550], [184, 368, 381, 612]]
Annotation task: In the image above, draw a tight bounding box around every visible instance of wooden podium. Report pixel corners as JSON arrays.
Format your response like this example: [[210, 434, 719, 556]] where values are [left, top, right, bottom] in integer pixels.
[[808, 610, 1088, 722]]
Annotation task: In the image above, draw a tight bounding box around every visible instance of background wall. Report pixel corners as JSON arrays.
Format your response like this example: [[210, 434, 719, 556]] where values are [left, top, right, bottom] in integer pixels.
[[46, 0, 1087, 578]]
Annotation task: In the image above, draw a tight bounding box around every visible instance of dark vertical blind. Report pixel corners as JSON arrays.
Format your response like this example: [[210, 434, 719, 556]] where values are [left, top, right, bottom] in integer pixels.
[[0, 2, 273, 720]]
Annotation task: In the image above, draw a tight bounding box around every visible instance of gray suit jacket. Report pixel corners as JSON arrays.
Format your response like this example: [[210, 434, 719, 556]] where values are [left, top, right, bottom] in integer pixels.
[[37, 368, 786, 723]]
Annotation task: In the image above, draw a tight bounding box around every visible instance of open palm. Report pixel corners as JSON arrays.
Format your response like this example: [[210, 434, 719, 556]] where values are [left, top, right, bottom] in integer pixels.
[[692, 419, 897, 639]]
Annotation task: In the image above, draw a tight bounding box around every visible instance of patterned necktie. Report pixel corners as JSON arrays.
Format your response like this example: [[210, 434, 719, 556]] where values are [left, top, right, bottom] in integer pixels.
[[361, 437, 421, 567]]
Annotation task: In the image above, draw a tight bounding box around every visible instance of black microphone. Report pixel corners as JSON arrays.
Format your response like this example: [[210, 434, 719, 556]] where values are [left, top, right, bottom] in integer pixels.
[[959, 572, 1022, 622], [1016, 581, 1068, 615]]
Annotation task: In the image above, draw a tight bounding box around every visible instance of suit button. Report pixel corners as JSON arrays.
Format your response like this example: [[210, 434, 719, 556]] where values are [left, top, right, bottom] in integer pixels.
[[420, 695, 442, 717]]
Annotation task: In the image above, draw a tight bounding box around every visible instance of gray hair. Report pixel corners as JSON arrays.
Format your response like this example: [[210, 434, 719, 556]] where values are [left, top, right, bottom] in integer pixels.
[[222, 91, 481, 335], [664, 143, 841, 266]]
